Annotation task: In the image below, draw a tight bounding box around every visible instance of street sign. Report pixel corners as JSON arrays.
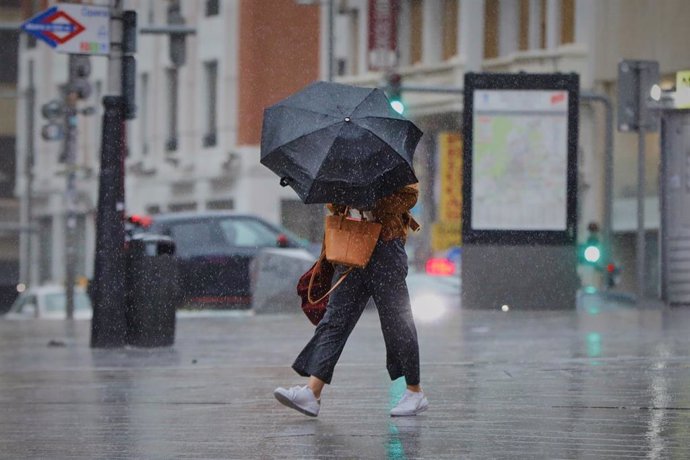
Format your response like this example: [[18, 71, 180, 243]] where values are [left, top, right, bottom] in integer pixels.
[[21, 4, 109, 55], [676, 70, 690, 109]]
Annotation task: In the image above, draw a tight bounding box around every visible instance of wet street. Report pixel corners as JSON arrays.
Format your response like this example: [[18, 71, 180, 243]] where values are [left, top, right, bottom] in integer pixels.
[[1, 298, 690, 459]]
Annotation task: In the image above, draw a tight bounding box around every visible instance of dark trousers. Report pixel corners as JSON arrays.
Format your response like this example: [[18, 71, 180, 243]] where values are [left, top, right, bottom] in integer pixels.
[[292, 238, 420, 385]]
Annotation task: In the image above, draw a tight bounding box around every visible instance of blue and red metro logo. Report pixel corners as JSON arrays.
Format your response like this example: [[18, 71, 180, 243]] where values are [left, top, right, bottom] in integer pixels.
[[21, 6, 86, 48]]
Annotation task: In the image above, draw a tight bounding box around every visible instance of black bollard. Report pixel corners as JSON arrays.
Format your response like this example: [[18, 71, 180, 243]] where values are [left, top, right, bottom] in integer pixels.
[[90, 96, 127, 348]]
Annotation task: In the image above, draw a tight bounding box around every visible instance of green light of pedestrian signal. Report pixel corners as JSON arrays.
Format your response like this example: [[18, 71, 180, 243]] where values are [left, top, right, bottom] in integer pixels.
[[390, 99, 404, 114], [584, 245, 601, 263]]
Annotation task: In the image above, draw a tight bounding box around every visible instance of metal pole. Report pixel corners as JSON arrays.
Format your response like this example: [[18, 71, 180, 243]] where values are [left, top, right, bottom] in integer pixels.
[[636, 126, 646, 300], [636, 67, 647, 301], [91, 0, 127, 347], [581, 92, 614, 277], [22, 61, 35, 288], [64, 60, 79, 320]]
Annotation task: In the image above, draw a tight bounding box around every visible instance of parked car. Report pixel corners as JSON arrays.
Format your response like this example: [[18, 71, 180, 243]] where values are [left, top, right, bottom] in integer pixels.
[[4, 285, 92, 320], [143, 212, 311, 309]]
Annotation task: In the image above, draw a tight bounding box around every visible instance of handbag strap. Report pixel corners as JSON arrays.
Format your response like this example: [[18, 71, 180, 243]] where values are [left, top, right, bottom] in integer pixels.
[[307, 251, 353, 305]]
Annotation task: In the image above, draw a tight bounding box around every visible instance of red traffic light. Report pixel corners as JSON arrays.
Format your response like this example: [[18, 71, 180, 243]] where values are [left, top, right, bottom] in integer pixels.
[[606, 263, 616, 273]]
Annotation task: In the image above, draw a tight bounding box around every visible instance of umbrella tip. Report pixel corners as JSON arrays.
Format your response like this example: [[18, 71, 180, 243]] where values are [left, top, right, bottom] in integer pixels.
[[344, 117, 351, 122], [280, 177, 291, 187]]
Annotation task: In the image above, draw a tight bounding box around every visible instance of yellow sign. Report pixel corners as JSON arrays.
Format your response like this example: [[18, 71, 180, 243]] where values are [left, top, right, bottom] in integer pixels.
[[431, 221, 462, 252], [677, 70, 690, 109], [438, 132, 463, 222], [433, 132, 462, 251]]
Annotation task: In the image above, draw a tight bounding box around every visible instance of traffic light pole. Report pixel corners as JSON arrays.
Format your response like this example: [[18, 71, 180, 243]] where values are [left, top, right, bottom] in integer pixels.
[[636, 77, 647, 300], [91, 0, 127, 347], [580, 91, 614, 285], [64, 60, 79, 320]]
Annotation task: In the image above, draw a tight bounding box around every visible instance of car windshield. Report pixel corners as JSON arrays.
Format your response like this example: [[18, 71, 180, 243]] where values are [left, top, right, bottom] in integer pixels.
[[167, 217, 283, 257], [44, 292, 91, 312]]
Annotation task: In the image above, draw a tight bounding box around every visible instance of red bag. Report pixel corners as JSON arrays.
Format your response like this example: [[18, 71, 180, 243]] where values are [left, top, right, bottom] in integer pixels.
[[296, 255, 351, 326]]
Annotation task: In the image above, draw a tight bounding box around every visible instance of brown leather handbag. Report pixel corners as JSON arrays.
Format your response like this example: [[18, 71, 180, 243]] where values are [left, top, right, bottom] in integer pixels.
[[324, 208, 382, 269]]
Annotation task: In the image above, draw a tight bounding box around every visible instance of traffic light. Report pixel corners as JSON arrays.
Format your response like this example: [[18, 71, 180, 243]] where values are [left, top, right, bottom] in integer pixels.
[[386, 72, 404, 114], [617, 60, 660, 132], [122, 11, 137, 120], [40, 99, 65, 142], [68, 55, 92, 100], [579, 222, 602, 265], [605, 262, 621, 288]]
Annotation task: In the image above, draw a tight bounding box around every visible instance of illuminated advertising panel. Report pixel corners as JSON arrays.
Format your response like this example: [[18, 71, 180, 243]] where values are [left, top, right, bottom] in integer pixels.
[[462, 74, 579, 245]]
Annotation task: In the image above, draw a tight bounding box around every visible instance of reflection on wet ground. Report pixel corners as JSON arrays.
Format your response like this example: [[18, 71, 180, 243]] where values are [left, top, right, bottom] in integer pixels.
[[1, 298, 690, 458]]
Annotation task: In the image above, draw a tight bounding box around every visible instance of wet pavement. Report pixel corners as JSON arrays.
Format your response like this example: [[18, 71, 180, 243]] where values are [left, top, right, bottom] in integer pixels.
[[1, 297, 690, 459]]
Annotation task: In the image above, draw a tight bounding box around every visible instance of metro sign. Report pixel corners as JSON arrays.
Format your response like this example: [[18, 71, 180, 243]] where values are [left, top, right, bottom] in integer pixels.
[[22, 7, 86, 47], [21, 4, 110, 55]]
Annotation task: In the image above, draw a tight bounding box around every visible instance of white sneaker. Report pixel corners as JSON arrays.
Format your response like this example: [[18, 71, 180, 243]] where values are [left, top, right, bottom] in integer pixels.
[[390, 389, 429, 417], [273, 385, 320, 417]]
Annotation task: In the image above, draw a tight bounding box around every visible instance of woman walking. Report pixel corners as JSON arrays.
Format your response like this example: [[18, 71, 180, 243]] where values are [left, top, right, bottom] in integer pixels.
[[274, 183, 428, 417]]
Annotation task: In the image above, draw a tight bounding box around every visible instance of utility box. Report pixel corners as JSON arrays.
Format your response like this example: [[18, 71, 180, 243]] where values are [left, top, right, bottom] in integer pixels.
[[125, 234, 180, 347], [660, 109, 690, 306]]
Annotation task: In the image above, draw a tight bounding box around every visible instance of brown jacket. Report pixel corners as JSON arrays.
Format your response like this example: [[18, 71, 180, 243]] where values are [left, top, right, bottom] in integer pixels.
[[328, 184, 420, 242]]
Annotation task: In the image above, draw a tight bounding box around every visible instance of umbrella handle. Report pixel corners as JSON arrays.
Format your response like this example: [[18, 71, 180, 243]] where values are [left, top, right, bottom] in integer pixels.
[[279, 177, 291, 187]]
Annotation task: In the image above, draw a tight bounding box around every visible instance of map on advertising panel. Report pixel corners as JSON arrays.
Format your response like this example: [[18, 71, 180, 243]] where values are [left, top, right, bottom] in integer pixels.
[[471, 89, 569, 231]]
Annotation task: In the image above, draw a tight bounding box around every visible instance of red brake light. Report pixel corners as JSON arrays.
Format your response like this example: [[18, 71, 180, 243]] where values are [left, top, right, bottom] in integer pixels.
[[128, 214, 152, 228], [276, 234, 289, 247], [426, 258, 455, 276]]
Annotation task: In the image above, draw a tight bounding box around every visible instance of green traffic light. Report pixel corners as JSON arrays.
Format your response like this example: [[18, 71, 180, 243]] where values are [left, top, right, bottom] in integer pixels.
[[390, 99, 404, 114], [583, 245, 601, 263]]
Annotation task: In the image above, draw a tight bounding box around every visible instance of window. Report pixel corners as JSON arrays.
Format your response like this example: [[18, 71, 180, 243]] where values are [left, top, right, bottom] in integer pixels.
[[484, 0, 499, 59], [168, 202, 197, 212], [218, 219, 283, 248], [0, 137, 16, 198], [166, 68, 178, 151], [206, 0, 219, 17], [560, 0, 575, 44], [540, 0, 547, 49], [26, 0, 42, 48], [146, 205, 161, 215], [410, 0, 423, 64], [206, 199, 235, 210], [147, 0, 155, 24], [442, 0, 458, 60], [519, 0, 529, 51], [203, 61, 218, 147], [0, 31, 19, 83], [334, 8, 359, 76]]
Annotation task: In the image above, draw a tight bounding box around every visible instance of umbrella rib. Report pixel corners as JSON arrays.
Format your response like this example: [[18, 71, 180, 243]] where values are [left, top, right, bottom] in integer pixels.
[[273, 104, 342, 121], [347, 88, 377, 118], [311, 122, 347, 187], [350, 124, 413, 165], [264, 121, 342, 160]]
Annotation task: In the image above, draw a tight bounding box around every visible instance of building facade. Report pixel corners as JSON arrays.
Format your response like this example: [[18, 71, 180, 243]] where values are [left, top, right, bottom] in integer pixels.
[[15, 0, 322, 287], [13, 0, 690, 293], [328, 0, 689, 292], [0, 0, 22, 309]]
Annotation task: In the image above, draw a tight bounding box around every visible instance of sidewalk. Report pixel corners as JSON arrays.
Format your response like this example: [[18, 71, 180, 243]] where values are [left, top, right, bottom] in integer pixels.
[[1, 300, 690, 459]]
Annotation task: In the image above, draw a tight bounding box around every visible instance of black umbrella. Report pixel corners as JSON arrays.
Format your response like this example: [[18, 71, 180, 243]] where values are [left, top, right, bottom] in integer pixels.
[[260, 81, 423, 209]]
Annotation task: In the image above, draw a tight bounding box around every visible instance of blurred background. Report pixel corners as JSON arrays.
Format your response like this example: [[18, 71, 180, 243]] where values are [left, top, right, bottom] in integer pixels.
[[0, 0, 688, 313]]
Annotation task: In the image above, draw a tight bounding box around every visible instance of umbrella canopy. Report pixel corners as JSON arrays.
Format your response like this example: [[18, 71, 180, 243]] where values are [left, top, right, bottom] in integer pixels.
[[260, 81, 423, 209]]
